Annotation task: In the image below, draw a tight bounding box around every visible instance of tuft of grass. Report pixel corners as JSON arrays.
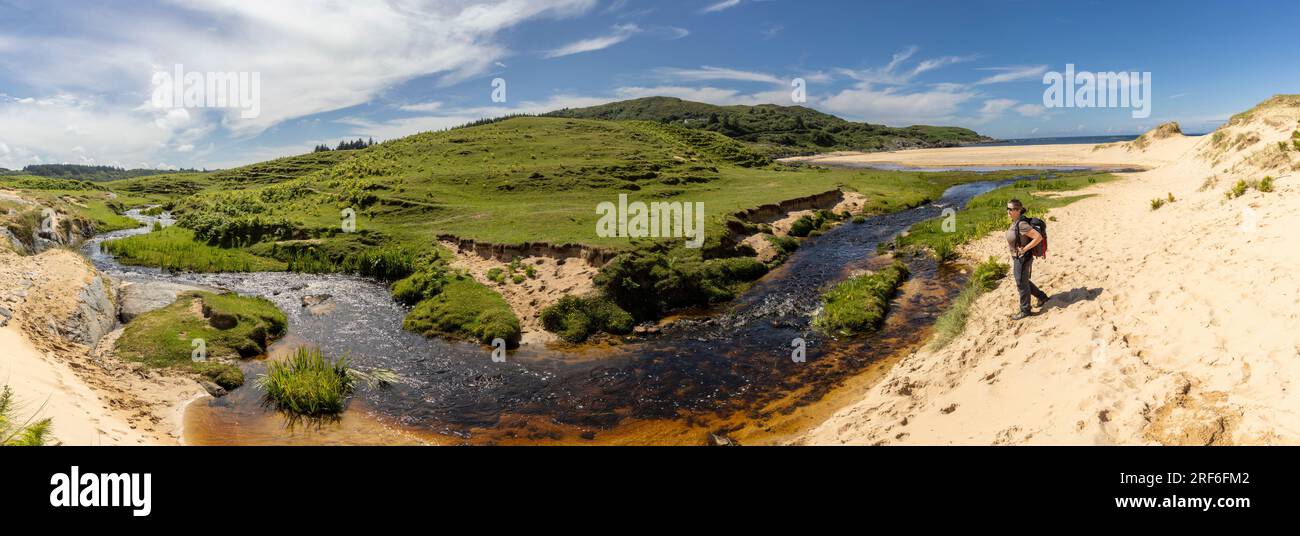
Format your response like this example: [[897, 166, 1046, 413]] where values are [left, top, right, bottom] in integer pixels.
[[0, 386, 53, 446], [1225, 177, 1275, 199], [257, 347, 355, 417], [1150, 198, 1166, 210], [930, 257, 1009, 349], [1198, 175, 1219, 192], [1258, 176, 1275, 193], [931, 239, 957, 264], [813, 260, 910, 336]]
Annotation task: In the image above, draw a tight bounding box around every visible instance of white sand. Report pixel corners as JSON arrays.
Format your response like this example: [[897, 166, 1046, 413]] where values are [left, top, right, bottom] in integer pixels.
[[0, 325, 151, 445], [798, 97, 1300, 445]]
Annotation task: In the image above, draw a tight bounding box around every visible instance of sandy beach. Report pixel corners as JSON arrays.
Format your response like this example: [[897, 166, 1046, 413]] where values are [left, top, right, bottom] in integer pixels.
[[798, 97, 1300, 445]]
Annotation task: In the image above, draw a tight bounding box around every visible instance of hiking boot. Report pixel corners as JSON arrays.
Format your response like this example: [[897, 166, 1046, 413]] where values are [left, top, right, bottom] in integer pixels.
[[1035, 295, 1050, 309], [1010, 311, 1032, 321]]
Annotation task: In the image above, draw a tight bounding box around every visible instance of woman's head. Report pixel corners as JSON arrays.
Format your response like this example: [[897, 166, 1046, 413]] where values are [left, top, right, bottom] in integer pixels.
[[1006, 198, 1025, 220]]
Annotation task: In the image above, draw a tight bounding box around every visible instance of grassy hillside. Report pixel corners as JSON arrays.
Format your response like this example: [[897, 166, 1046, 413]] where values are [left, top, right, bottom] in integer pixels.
[[0, 176, 148, 239], [90, 115, 1009, 346], [546, 97, 991, 155]]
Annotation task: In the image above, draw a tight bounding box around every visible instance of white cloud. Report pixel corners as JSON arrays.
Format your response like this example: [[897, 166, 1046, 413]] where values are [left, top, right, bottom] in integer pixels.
[[336, 94, 617, 141], [543, 24, 641, 58], [614, 85, 792, 106], [979, 98, 1017, 116], [820, 85, 978, 126], [836, 47, 974, 86], [398, 101, 446, 113], [701, 0, 741, 13], [654, 66, 785, 85], [0, 94, 192, 169], [975, 65, 1049, 85], [0, 0, 601, 166], [1015, 103, 1047, 117]]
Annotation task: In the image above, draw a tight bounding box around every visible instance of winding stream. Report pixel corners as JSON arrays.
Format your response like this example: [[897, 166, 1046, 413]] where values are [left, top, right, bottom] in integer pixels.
[[84, 179, 1011, 445]]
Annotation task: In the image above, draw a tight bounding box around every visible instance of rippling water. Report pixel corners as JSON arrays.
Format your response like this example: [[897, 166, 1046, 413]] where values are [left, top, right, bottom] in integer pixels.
[[86, 180, 1010, 444]]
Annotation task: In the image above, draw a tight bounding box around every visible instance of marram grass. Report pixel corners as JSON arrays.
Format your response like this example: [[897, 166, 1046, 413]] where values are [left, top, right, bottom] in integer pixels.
[[1, 385, 53, 446]]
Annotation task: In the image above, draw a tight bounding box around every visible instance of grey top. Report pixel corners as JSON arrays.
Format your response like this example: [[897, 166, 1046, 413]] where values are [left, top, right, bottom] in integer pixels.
[[1007, 220, 1035, 255]]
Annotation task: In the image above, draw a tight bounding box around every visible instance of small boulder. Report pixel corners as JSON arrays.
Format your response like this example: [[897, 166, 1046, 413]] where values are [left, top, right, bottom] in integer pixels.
[[199, 380, 228, 398], [301, 294, 332, 308]]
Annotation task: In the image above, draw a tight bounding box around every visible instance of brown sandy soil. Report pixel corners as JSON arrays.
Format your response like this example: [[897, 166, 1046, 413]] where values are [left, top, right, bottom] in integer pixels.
[[0, 247, 204, 445], [797, 97, 1300, 445], [439, 241, 600, 346]]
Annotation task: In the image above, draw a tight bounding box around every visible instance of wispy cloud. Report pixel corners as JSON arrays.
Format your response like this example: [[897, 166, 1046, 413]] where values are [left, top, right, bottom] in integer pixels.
[[701, 0, 741, 14], [837, 47, 975, 86], [543, 24, 641, 58], [654, 66, 785, 85], [974, 65, 1049, 85]]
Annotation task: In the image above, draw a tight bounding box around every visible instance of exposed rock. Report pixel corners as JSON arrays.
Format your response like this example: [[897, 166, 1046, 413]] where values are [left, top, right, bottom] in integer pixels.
[[0, 305, 10, 327], [707, 433, 739, 446], [302, 294, 332, 307], [118, 281, 223, 323], [199, 380, 228, 398], [64, 274, 117, 346]]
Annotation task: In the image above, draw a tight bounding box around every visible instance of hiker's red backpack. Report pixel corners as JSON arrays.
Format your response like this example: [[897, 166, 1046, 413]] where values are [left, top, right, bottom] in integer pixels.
[[1016, 217, 1048, 258]]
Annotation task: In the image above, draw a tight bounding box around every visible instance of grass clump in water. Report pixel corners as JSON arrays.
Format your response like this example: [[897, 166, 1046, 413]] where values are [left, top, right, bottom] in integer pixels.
[[813, 260, 910, 336], [256, 347, 401, 418], [931, 239, 957, 264], [931, 257, 1008, 349], [257, 348, 354, 417]]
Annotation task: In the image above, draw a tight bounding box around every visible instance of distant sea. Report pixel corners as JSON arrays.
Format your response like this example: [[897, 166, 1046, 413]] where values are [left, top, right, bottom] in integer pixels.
[[975, 135, 1139, 146], [975, 133, 1206, 147]]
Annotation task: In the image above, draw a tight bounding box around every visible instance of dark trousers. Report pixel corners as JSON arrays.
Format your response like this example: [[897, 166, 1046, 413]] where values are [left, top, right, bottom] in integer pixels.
[[1013, 255, 1048, 313]]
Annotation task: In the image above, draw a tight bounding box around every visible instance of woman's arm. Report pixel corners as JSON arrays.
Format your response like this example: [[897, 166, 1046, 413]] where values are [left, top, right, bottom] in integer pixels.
[[1018, 228, 1043, 256]]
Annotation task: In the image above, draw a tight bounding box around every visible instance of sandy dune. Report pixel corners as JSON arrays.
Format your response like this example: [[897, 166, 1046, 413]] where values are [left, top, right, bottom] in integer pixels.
[[1, 247, 204, 445], [799, 96, 1300, 445]]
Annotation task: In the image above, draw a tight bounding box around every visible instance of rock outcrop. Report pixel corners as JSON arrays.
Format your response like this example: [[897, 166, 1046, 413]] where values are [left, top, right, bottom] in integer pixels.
[[118, 281, 224, 323]]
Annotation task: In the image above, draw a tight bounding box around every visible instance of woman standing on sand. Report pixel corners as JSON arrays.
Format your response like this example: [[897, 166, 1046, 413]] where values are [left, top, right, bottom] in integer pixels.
[[1006, 199, 1049, 320]]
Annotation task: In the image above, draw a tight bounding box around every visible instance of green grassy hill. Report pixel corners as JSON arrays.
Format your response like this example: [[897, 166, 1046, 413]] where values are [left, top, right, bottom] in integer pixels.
[[73, 114, 1022, 347], [545, 97, 991, 155]]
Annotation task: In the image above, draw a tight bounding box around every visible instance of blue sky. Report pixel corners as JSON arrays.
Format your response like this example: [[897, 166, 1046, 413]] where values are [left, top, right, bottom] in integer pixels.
[[1, 0, 1298, 170]]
